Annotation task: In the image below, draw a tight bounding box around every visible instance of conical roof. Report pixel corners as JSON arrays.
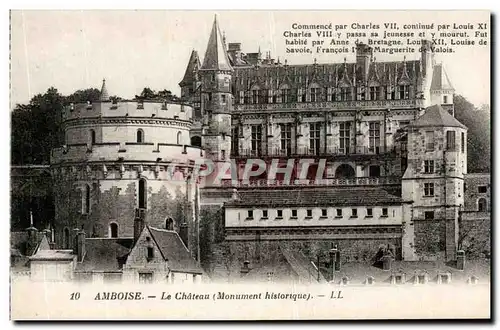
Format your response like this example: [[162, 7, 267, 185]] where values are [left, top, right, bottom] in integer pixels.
[[430, 64, 454, 91], [410, 104, 466, 129], [179, 50, 201, 86], [200, 16, 232, 71], [99, 79, 110, 101]]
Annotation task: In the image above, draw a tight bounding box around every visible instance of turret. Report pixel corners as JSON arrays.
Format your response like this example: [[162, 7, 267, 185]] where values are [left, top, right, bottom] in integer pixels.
[[179, 50, 201, 99], [99, 78, 110, 102], [430, 63, 455, 115]]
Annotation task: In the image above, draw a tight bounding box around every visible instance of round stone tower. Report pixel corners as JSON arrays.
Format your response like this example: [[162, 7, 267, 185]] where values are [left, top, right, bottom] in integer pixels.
[[50, 80, 203, 256]]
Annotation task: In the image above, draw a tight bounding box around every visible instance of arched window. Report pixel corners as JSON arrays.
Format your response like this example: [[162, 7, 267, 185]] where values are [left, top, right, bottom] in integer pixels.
[[190, 136, 202, 147], [165, 218, 174, 231], [63, 228, 70, 249], [335, 164, 355, 178], [138, 178, 147, 209], [478, 198, 487, 212], [177, 131, 182, 145], [137, 129, 144, 143], [109, 223, 118, 238], [82, 184, 91, 214], [90, 129, 96, 145]]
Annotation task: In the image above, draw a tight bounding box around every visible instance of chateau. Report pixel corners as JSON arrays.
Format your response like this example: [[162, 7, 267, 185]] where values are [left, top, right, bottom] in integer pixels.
[[10, 16, 490, 284]]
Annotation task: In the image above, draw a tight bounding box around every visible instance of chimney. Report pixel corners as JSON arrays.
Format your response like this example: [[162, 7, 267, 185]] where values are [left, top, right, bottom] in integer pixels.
[[25, 226, 38, 256], [134, 208, 146, 244], [334, 249, 341, 272], [179, 222, 189, 248], [76, 230, 86, 262], [457, 250, 465, 271], [227, 43, 242, 64], [356, 43, 373, 81], [420, 39, 434, 77]]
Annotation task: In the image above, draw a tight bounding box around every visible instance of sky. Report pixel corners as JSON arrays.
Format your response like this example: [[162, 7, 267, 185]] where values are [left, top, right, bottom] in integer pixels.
[[10, 10, 490, 108]]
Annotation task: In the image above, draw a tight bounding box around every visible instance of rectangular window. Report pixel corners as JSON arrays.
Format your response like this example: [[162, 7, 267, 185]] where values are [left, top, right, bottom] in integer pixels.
[[341, 87, 351, 101], [424, 160, 434, 174], [138, 272, 153, 284], [321, 209, 327, 217], [351, 209, 358, 218], [291, 209, 298, 218], [309, 122, 321, 155], [339, 122, 351, 154], [239, 91, 244, 104], [327, 87, 333, 101], [357, 87, 365, 101], [478, 186, 487, 193], [369, 122, 381, 153], [306, 209, 313, 218], [424, 211, 434, 220], [382, 208, 388, 217], [297, 88, 304, 102], [386, 86, 395, 100], [461, 132, 465, 153], [310, 88, 319, 102], [221, 94, 227, 104], [336, 209, 342, 217], [369, 86, 379, 100], [276, 210, 283, 218], [443, 95, 448, 104], [279, 123, 292, 155], [251, 90, 259, 104], [251, 125, 262, 155], [247, 210, 254, 219], [425, 131, 435, 151], [424, 183, 435, 197], [262, 210, 268, 218], [268, 89, 274, 104], [366, 208, 373, 217], [231, 126, 239, 155], [399, 85, 409, 99], [446, 131, 456, 151], [147, 247, 154, 260]]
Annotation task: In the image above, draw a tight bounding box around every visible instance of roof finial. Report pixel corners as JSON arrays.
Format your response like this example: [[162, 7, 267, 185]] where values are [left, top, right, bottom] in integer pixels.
[[99, 78, 110, 101]]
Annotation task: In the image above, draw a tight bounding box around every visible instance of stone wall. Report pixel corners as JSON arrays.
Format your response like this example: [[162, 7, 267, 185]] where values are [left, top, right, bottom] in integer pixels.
[[459, 218, 490, 259], [413, 220, 446, 260]]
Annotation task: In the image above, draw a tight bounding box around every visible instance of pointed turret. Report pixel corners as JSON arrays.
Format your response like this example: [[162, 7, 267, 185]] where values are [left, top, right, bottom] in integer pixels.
[[430, 63, 454, 91], [99, 79, 110, 102], [179, 50, 201, 87], [200, 15, 233, 72]]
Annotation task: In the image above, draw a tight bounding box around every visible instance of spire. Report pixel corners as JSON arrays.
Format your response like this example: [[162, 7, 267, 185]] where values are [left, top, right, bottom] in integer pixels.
[[179, 50, 201, 86], [200, 15, 233, 71], [99, 79, 110, 101], [430, 63, 454, 91]]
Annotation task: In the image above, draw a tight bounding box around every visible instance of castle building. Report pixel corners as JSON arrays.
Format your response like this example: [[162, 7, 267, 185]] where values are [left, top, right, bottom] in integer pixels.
[[178, 16, 470, 278], [50, 79, 203, 260]]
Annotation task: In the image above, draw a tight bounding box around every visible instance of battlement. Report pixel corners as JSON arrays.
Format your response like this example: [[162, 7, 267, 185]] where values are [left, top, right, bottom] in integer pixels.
[[51, 143, 204, 165], [62, 100, 193, 122]]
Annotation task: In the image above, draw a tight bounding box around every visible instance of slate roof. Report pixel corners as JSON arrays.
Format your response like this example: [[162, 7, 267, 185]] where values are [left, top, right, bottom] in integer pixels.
[[179, 50, 201, 86], [280, 246, 327, 284], [200, 16, 232, 72], [30, 249, 74, 261], [224, 187, 402, 207], [75, 238, 133, 272], [430, 63, 454, 91], [148, 227, 203, 274], [410, 104, 467, 129]]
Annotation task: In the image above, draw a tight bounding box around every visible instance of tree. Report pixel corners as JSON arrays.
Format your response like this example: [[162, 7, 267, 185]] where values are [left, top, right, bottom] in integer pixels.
[[65, 88, 101, 104]]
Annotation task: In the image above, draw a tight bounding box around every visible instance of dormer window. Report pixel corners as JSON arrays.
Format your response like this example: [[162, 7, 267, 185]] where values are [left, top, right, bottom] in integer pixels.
[[438, 272, 452, 284], [468, 276, 479, 285], [341, 276, 350, 286], [399, 85, 410, 99], [391, 272, 406, 285], [414, 272, 429, 285], [365, 276, 375, 285]]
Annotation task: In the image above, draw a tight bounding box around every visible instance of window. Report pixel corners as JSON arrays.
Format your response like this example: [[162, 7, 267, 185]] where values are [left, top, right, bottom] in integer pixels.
[[366, 208, 373, 217], [399, 85, 409, 99], [309, 122, 321, 155], [438, 273, 451, 284], [336, 209, 342, 218], [231, 126, 239, 155], [147, 247, 154, 260], [416, 274, 428, 284], [90, 129, 96, 145], [478, 198, 487, 212], [291, 209, 298, 218], [137, 129, 144, 143], [82, 184, 91, 214], [109, 223, 118, 238], [392, 274, 405, 284], [381, 208, 388, 217], [461, 132, 465, 153], [306, 209, 312, 218], [369, 165, 381, 177], [268, 89, 274, 104], [297, 88, 305, 102], [281, 88, 290, 103], [276, 210, 283, 218], [239, 91, 244, 104], [339, 122, 351, 154], [221, 94, 227, 104], [251, 125, 262, 155], [366, 276, 375, 285], [386, 85, 395, 100], [321, 209, 327, 217], [424, 160, 434, 174], [424, 211, 434, 220], [165, 218, 174, 230], [138, 178, 147, 209], [446, 131, 456, 151], [326, 87, 333, 101], [139, 272, 153, 284], [357, 87, 365, 101], [369, 86, 379, 100], [251, 90, 259, 104], [424, 183, 435, 197], [262, 210, 268, 218], [280, 123, 292, 155], [351, 209, 358, 218], [247, 210, 254, 219], [425, 131, 435, 151], [310, 88, 320, 102], [368, 122, 381, 153], [63, 228, 70, 249], [340, 87, 350, 101], [478, 186, 487, 193], [443, 95, 448, 104], [176, 131, 182, 145]]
